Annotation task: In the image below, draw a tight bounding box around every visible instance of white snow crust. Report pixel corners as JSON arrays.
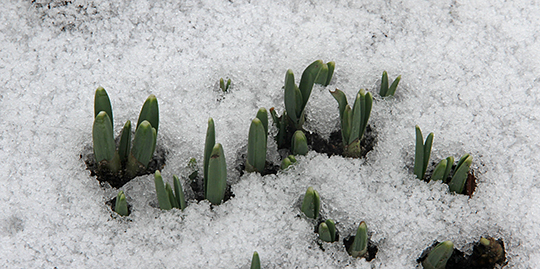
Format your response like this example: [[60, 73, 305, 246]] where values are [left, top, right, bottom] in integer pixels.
[[1, 0, 539, 268]]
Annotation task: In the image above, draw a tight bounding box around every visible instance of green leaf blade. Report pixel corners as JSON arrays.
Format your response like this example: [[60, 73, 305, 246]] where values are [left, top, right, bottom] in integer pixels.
[[431, 159, 447, 182], [137, 94, 159, 134], [387, 75, 401, 96], [325, 61, 335, 86], [284, 69, 299, 124], [250, 251, 260, 269], [291, 130, 308, 156], [255, 107, 269, 138], [422, 241, 454, 269], [93, 111, 116, 163], [448, 154, 472, 194], [114, 191, 128, 216], [131, 120, 156, 167], [380, 71, 389, 97], [246, 118, 267, 173], [154, 170, 172, 210], [94, 86, 113, 129], [204, 118, 216, 197], [173, 175, 187, 210], [118, 120, 132, 164], [301, 187, 320, 219], [206, 143, 227, 205], [414, 125, 425, 180], [298, 60, 323, 110], [423, 132, 434, 179], [349, 221, 368, 258]]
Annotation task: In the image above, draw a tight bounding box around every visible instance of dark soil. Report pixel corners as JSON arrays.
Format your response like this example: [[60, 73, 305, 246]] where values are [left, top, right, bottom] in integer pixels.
[[418, 239, 506, 269], [306, 125, 377, 158], [83, 145, 167, 188]]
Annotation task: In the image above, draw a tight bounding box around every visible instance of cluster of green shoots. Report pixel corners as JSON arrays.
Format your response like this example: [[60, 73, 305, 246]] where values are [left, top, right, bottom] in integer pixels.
[[93, 87, 159, 180], [414, 126, 473, 194], [421, 237, 504, 268], [300, 187, 369, 259]]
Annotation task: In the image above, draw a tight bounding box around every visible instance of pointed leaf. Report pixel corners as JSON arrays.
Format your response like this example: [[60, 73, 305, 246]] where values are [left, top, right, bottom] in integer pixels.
[[314, 63, 329, 85], [255, 107, 269, 138], [431, 159, 447, 182], [422, 241, 454, 269], [349, 91, 362, 145], [301, 187, 320, 219], [349, 221, 368, 258], [342, 105, 352, 145], [246, 118, 267, 173], [114, 191, 128, 216], [94, 87, 113, 129], [414, 125, 425, 180], [137, 94, 159, 134], [423, 132, 434, 179], [329, 88, 349, 123], [118, 120, 132, 164], [284, 69, 299, 124], [93, 111, 116, 162], [250, 251, 260, 269], [206, 143, 227, 205], [319, 222, 332, 242], [443, 156, 454, 183], [291, 130, 308, 156], [325, 61, 335, 86], [131, 120, 156, 167], [298, 60, 323, 111], [387, 75, 401, 96], [380, 71, 389, 96], [165, 183, 179, 209], [154, 170, 172, 210], [448, 154, 472, 194], [359, 90, 372, 141], [204, 118, 216, 197], [173, 175, 187, 210]]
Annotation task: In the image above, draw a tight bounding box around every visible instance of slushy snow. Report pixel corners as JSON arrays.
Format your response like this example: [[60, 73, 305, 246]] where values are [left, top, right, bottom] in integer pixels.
[[1, 0, 539, 268]]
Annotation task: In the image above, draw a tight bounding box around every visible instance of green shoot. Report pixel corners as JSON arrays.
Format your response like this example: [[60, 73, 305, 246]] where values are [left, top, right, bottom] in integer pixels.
[[414, 125, 434, 180], [301, 187, 320, 219]]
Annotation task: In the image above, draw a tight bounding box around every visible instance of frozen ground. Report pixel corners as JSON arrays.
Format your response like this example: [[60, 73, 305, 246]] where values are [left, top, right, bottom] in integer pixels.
[[1, 0, 540, 268]]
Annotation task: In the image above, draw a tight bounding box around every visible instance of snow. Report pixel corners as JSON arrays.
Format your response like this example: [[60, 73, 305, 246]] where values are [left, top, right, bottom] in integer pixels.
[[1, 0, 540, 268]]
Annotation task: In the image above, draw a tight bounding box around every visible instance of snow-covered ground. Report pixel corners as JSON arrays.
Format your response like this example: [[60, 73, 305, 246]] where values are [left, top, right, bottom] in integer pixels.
[[1, 0, 539, 268]]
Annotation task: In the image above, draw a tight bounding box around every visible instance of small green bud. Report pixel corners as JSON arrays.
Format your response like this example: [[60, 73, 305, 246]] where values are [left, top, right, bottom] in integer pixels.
[[246, 117, 267, 173], [291, 130, 308, 156], [173, 175, 187, 210], [422, 241, 454, 269], [94, 86, 113, 129], [204, 118, 216, 197], [131, 120, 157, 167], [137, 94, 159, 134], [348, 221, 368, 258], [154, 170, 172, 210], [206, 143, 227, 205], [301, 187, 320, 219], [414, 125, 433, 180], [250, 251, 260, 269], [93, 111, 115, 163], [319, 219, 336, 242], [114, 190, 128, 216], [448, 154, 473, 194], [118, 120, 132, 164]]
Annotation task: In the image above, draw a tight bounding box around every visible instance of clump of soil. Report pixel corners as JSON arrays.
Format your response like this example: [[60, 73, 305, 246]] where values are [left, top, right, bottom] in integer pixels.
[[418, 238, 506, 269], [82, 144, 167, 188], [306, 125, 377, 158]]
